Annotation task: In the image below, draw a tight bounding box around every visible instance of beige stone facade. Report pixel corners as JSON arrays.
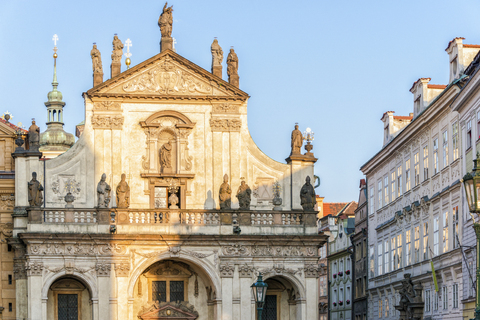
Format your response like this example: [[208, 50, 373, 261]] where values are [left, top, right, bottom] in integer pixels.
[[10, 34, 325, 319]]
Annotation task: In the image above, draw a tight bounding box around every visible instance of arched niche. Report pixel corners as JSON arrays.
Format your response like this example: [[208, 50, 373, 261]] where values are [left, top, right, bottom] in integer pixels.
[[140, 111, 196, 209], [46, 277, 93, 320]]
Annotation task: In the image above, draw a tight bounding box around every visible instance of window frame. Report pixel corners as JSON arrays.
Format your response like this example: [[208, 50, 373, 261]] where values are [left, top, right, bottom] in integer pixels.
[[423, 145, 429, 180], [414, 152, 420, 186], [442, 130, 448, 168], [405, 159, 411, 192], [433, 138, 439, 175], [452, 122, 459, 161]]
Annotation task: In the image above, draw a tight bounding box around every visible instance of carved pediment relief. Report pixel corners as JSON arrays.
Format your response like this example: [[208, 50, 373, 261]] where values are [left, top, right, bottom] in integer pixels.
[[138, 301, 198, 320], [87, 52, 249, 100], [144, 260, 193, 278]]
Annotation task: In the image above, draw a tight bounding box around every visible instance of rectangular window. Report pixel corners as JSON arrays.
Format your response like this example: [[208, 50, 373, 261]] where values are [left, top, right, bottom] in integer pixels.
[[152, 281, 167, 302], [377, 242, 383, 276], [453, 283, 458, 308], [397, 234, 402, 269], [434, 217, 439, 256], [369, 187, 374, 215], [391, 237, 396, 271], [154, 187, 168, 209], [406, 229, 411, 266], [434, 291, 439, 310], [425, 289, 431, 312], [384, 240, 389, 273], [320, 276, 327, 296], [414, 152, 419, 186], [397, 166, 402, 196], [378, 181, 382, 208], [379, 299, 383, 318], [391, 171, 396, 202], [423, 145, 429, 180], [467, 120, 472, 149], [405, 159, 411, 191], [423, 222, 429, 260], [369, 246, 375, 278], [170, 281, 185, 302], [443, 130, 448, 168], [414, 226, 420, 263], [443, 211, 449, 253], [8, 303, 12, 312], [384, 176, 389, 204], [453, 206, 459, 249], [385, 298, 389, 317], [442, 286, 448, 310], [434, 138, 439, 174], [8, 274, 12, 285], [453, 122, 459, 161]]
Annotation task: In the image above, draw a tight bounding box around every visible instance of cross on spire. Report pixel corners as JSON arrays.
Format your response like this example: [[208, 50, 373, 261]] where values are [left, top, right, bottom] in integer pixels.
[[124, 38, 132, 58], [52, 34, 58, 53]]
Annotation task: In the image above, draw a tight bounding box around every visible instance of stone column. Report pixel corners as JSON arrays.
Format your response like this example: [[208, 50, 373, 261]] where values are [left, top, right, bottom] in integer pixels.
[[115, 262, 130, 320], [42, 298, 48, 319], [219, 263, 234, 319], [304, 276, 318, 320], [97, 262, 111, 319], [239, 270, 253, 320], [26, 261, 43, 320], [92, 298, 99, 320]]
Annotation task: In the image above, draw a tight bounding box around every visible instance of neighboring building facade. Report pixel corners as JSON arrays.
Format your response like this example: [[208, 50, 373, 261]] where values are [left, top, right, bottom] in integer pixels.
[[351, 179, 368, 320], [450, 38, 480, 320], [9, 8, 327, 320], [361, 38, 480, 320], [0, 117, 26, 320], [327, 214, 355, 320]]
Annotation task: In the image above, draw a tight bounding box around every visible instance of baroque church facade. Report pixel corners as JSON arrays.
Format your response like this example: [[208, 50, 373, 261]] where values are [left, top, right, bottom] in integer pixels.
[[10, 4, 326, 320]]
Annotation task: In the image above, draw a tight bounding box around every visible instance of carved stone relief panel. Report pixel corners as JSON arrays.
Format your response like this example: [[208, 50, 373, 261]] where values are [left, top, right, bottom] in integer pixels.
[[210, 118, 241, 132], [238, 263, 255, 278], [122, 57, 213, 95], [115, 262, 130, 277], [0, 194, 14, 210], [96, 263, 111, 276], [212, 103, 240, 114], [25, 261, 43, 276], [219, 263, 235, 278], [51, 174, 81, 200], [93, 101, 122, 111], [92, 115, 124, 129], [221, 245, 317, 257]]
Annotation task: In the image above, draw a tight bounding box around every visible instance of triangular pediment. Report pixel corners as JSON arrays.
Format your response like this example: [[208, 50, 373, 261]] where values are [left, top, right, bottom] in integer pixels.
[[0, 120, 23, 137], [86, 50, 248, 100], [138, 301, 198, 320]]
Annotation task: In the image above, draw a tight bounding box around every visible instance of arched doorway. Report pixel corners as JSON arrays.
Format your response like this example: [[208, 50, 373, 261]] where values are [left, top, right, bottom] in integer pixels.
[[46, 277, 92, 320], [261, 276, 300, 320], [133, 259, 216, 320]]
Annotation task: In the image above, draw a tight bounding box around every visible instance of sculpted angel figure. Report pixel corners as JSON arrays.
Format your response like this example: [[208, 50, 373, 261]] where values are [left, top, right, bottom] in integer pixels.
[[91, 44, 103, 73], [158, 2, 174, 37]]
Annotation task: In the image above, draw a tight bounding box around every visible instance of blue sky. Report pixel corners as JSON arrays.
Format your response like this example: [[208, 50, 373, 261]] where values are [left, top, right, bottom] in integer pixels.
[[2, 0, 480, 202]]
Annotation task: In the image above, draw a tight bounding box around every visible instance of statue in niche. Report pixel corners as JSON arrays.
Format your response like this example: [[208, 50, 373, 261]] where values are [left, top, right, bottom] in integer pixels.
[[90, 44, 103, 73], [211, 39, 223, 67], [116, 173, 130, 208], [300, 176, 316, 211], [227, 48, 239, 77], [111, 35, 124, 64], [28, 172, 44, 207], [158, 2, 173, 37], [28, 120, 40, 152], [219, 174, 232, 210], [236, 180, 251, 210], [291, 124, 303, 155], [97, 173, 111, 208], [160, 141, 173, 173]]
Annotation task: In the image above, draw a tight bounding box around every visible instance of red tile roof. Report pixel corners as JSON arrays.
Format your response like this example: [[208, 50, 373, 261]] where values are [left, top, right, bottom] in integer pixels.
[[0, 118, 27, 133], [445, 37, 465, 51], [410, 78, 431, 92], [427, 84, 447, 89], [463, 44, 480, 49], [323, 203, 349, 216], [393, 115, 413, 121]]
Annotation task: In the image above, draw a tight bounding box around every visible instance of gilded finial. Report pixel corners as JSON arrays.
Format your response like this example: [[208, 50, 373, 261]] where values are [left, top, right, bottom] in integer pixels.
[[124, 38, 132, 69]]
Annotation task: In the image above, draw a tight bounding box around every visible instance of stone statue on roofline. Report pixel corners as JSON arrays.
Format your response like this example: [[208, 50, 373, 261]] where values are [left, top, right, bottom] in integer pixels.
[[91, 44, 103, 73], [236, 180, 251, 210], [97, 173, 111, 208], [300, 176, 316, 211], [116, 173, 130, 208], [159, 2, 173, 37], [28, 120, 40, 152], [28, 172, 43, 207], [211, 39, 223, 68], [227, 49, 238, 77], [111, 35, 124, 64], [291, 124, 303, 155], [219, 174, 232, 209]]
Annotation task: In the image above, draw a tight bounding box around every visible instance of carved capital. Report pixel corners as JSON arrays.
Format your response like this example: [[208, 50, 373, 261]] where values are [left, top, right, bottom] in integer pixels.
[[92, 115, 124, 129], [260, 264, 301, 278], [115, 262, 130, 277], [96, 263, 111, 277], [210, 118, 242, 132], [212, 103, 239, 114], [0, 194, 14, 210], [13, 260, 27, 279], [237, 263, 255, 278], [219, 263, 235, 278], [304, 264, 320, 278], [25, 261, 43, 276]]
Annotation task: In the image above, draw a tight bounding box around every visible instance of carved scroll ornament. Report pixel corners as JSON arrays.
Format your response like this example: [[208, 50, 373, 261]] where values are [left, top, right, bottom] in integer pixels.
[[210, 118, 242, 132], [92, 115, 124, 129]]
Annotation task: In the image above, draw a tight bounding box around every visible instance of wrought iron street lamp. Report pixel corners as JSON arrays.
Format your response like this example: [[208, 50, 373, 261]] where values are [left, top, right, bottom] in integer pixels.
[[251, 273, 268, 319], [462, 153, 480, 320]]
